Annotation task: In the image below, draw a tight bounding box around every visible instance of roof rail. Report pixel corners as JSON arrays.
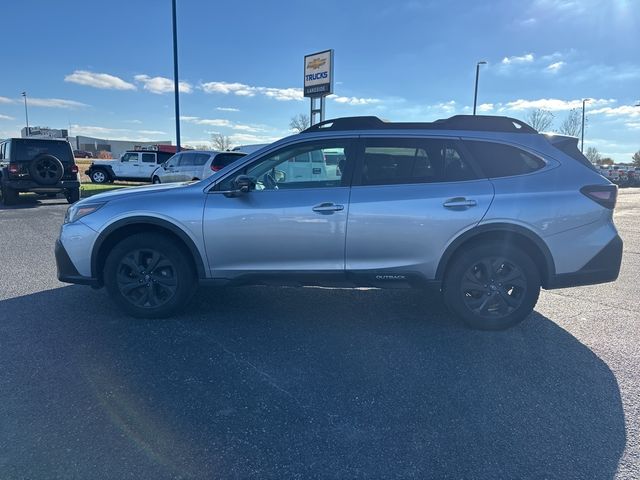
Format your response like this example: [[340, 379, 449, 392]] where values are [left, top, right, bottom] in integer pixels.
[[302, 115, 537, 134]]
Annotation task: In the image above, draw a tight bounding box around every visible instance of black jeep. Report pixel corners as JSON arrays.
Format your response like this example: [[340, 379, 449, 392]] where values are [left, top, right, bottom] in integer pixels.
[[0, 138, 81, 206]]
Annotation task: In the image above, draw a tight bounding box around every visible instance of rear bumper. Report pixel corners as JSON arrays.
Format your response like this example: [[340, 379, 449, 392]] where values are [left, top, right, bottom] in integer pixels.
[[546, 235, 623, 289], [55, 239, 99, 287], [5, 179, 80, 192]]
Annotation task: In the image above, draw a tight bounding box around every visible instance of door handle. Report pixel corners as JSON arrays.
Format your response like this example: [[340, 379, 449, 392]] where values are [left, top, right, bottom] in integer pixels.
[[312, 202, 344, 213], [443, 198, 477, 208]]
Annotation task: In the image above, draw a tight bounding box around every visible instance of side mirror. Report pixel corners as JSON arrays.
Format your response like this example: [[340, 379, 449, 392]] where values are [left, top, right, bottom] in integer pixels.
[[233, 174, 256, 194]]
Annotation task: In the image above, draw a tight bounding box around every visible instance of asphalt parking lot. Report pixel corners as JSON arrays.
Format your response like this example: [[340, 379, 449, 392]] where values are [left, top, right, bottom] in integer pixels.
[[1, 190, 639, 479]]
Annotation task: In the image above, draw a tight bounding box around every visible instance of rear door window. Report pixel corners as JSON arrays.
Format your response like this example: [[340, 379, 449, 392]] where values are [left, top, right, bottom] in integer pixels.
[[13, 140, 73, 163], [357, 138, 478, 186], [463, 141, 545, 178], [141, 153, 156, 163]]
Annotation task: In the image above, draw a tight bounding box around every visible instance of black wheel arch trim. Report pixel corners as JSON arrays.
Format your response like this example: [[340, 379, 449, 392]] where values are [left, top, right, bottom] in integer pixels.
[[91, 216, 207, 282], [435, 223, 556, 286]]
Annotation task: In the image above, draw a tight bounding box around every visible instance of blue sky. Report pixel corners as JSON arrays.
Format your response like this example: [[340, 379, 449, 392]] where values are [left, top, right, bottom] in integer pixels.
[[1, 0, 639, 161]]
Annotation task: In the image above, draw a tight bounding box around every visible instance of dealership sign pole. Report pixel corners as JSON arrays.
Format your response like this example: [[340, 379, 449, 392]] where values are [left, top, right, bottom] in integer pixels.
[[304, 50, 334, 125]]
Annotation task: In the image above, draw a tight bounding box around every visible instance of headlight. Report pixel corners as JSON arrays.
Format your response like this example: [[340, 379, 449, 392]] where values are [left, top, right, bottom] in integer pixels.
[[64, 202, 106, 224]]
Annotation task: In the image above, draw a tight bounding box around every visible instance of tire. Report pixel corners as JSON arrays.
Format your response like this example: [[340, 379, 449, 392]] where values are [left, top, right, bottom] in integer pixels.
[[65, 188, 80, 204], [90, 169, 109, 184], [104, 233, 196, 318], [1, 184, 19, 206], [152, 176, 161, 184], [443, 243, 541, 330], [29, 155, 64, 185]]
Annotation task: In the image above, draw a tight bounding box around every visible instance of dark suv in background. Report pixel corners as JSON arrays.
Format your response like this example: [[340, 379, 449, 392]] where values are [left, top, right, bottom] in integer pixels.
[[0, 138, 80, 206]]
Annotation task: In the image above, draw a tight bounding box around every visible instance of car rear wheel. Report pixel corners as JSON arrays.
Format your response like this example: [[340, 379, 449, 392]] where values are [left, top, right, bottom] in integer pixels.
[[90, 169, 108, 184], [104, 233, 196, 318], [1, 184, 19, 205], [65, 188, 80, 204], [443, 243, 540, 330]]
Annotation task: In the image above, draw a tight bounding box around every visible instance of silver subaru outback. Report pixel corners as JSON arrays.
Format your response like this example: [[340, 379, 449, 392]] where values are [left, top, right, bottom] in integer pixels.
[[55, 115, 622, 330]]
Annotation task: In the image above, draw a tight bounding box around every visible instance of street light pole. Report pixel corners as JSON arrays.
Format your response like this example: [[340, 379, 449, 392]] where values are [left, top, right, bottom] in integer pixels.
[[473, 61, 487, 116], [21, 92, 29, 135], [171, 0, 181, 152], [581, 98, 591, 153]]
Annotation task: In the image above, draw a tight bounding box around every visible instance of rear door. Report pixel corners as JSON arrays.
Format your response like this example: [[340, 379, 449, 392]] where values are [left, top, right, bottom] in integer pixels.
[[139, 152, 158, 180], [345, 136, 494, 281]]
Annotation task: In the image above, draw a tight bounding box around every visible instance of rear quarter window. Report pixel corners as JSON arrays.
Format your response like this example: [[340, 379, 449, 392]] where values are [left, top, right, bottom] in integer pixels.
[[463, 141, 545, 178]]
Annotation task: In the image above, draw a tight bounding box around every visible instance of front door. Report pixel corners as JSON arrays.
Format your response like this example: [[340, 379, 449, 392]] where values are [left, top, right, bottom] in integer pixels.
[[114, 152, 140, 178], [345, 136, 494, 280], [203, 138, 355, 278]]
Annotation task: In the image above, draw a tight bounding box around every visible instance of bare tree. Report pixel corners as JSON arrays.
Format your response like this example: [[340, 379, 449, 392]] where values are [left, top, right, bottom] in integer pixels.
[[211, 133, 232, 151], [289, 114, 310, 133], [525, 109, 554, 132], [558, 109, 583, 137], [632, 150, 640, 167], [585, 146, 601, 164]]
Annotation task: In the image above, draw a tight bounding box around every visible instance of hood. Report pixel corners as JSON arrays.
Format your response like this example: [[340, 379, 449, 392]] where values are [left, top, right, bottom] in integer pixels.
[[79, 182, 192, 204]]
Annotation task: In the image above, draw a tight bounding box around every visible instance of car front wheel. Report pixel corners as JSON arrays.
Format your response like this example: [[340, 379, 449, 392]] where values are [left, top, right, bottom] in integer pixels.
[[443, 243, 540, 330], [152, 176, 161, 184], [104, 233, 196, 318], [90, 169, 108, 184]]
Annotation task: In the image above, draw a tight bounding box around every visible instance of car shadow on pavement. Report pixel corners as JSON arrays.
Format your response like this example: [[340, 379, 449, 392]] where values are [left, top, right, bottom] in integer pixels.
[[0, 285, 626, 479], [0, 194, 68, 210]]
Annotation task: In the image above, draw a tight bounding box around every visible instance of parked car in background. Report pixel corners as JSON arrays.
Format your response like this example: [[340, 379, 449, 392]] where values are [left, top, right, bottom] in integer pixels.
[[56, 115, 622, 331], [85, 146, 176, 183], [1, 137, 80, 205], [231, 144, 269, 154], [73, 149, 93, 159], [152, 150, 246, 184]]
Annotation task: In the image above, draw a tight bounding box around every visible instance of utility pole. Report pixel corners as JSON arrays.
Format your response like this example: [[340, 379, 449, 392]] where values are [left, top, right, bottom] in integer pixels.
[[581, 98, 591, 153], [172, 0, 181, 152], [21, 92, 29, 135], [473, 61, 487, 116]]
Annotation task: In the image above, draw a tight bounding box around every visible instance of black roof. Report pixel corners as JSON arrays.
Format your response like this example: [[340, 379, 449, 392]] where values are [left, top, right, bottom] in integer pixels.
[[302, 115, 538, 134]]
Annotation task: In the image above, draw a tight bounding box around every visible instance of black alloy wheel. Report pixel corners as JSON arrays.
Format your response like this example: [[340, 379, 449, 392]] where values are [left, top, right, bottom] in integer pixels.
[[116, 249, 178, 309], [104, 233, 195, 318], [443, 243, 541, 330], [460, 257, 527, 319]]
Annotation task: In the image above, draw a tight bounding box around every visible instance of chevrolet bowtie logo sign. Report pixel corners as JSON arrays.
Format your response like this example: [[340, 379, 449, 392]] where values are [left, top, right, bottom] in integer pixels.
[[307, 58, 326, 70]]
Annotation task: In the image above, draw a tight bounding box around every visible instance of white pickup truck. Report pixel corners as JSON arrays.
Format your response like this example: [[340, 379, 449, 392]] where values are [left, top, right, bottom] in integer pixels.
[[85, 149, 175, 183]]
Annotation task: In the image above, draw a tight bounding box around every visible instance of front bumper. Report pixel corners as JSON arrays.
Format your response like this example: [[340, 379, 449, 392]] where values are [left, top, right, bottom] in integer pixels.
[[55, 239, 99, 287], [546, 235, 623, 289]]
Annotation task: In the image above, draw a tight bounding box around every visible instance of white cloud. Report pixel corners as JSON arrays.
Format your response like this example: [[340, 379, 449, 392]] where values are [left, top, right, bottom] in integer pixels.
[[28, 98, 89, 109], [329, 95, 381, 106], [0, 96, 14, 104], [216, 107, 240, 112], [124, 119, 143, 124], [624, 122, 640, 130], [588, 105, 640, 118], [0, 114, 14, 120], [70, 124, 169, 140], [502, 98, 614, 112], [477, 103, 494, 113], [502, 53, 534, 64], [180, 116, 262, 132], [64, 70, 136, 90], [134, 75, 192, 94], [546, 61, 565, 72], [200, 81, 303, 101]]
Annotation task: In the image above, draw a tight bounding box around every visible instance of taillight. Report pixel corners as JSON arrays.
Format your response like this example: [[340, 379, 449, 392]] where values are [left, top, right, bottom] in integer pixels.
[[211, 164, 222, 172], [8, 163, 20, 175], [69, 165, 79, 174], [581, 185, 617, 209]]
